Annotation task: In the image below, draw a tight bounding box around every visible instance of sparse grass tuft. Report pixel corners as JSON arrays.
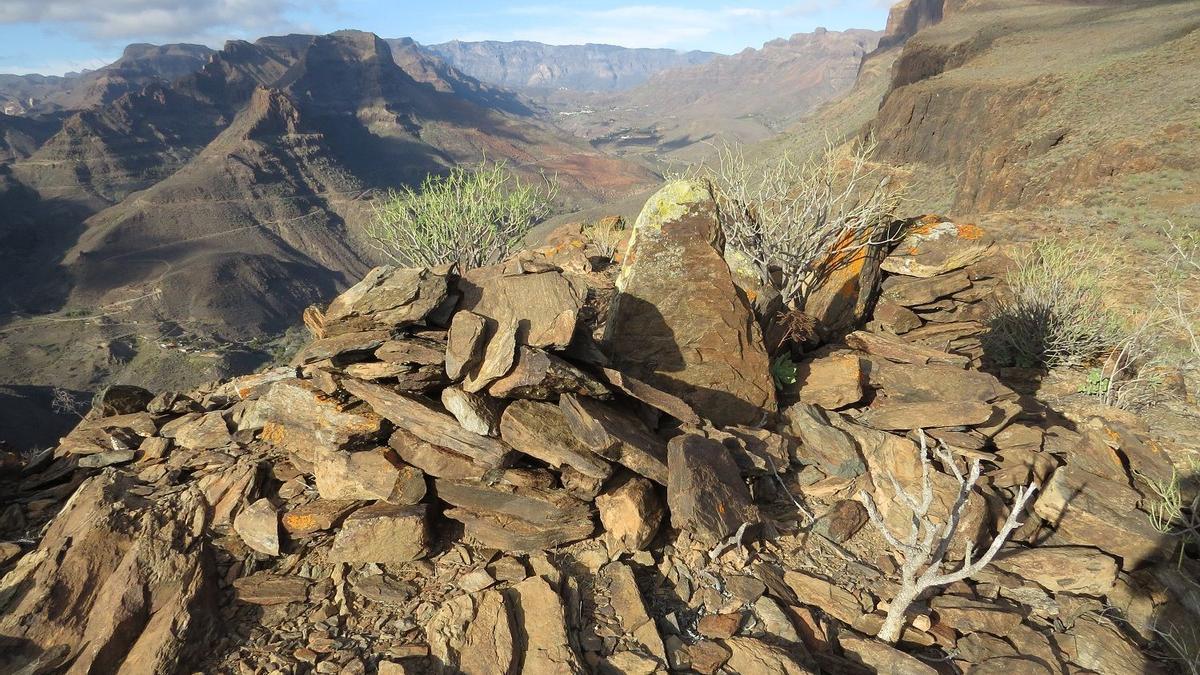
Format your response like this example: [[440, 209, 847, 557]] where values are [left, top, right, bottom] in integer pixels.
[[582, 217, 626, 262], [984, 240, 1125, 370], [367, 161, 558, 270]]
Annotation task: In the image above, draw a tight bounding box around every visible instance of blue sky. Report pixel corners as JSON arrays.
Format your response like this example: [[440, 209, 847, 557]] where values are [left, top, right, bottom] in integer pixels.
[[0, 1, 894, 76]]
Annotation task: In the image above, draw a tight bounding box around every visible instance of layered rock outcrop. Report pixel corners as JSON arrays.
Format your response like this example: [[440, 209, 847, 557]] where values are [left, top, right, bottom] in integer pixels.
[[0, 198, 1190, 674]]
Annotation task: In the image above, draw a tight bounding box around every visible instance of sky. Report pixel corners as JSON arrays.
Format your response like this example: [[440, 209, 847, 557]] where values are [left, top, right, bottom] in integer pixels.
[[0, 1, 894, 76]]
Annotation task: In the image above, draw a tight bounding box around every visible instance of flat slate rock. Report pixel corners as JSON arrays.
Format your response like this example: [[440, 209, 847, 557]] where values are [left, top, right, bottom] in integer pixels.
[[463, 317, 519, 393], [426, 589, 516, 674], [596, 366, 701, 425], [778, 404, 864, 478], [499, 399, 612, 480], [795, 353, 864, 409], [864, 356, 1009, 403], [445, 507, 595, 551], [445, 310, 488, 381], [313, 447, 426, 504], [468, 270, 584, 349], [560, 393, 669, 485], [1033, 464, 1166, 569], [323, 264, 450, 330], [233, 574, 313, 605], [329, 502, 430, 564], [375, 337, 445, 365], [604, 180, 775, 427], [857, 401, 996, 430], [434, 477, 593, 527], [343, 379, 512, 468], [387, 428, 490, 480], [488, 346, 609, 400], [992, 545, 1119, 596], [845, 330, 969, 368], [291, 329, 391, 366], [871, 301, 923, 334], [282, 499, 361, 535], [880, 270, 972, 307], [246, 378, 383, 464], [882, 217, 995, 278], [666, 433, 759, 546], [233, 497, 280, 556], [442, 385, 504, 437]]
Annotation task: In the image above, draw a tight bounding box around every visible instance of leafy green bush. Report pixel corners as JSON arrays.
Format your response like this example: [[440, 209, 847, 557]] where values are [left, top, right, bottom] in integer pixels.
[[771, 353, 798, 389], [984, 240, 1125, 369], [367, 161, 557, 269]]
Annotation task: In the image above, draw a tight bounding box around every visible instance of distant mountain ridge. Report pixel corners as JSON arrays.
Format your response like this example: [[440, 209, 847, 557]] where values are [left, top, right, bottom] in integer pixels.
[[424, 40, 718, 92], [538, 27, 882, 165], [0, 30, 657, 430], [0, 43, 214, 115]]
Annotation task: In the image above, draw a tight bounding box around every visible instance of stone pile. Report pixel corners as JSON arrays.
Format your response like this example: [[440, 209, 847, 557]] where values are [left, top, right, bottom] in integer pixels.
[[0, 181, 1195, 675]]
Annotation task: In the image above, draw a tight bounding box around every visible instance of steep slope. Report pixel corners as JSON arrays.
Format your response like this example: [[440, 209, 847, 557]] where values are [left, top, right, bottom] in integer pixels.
[[770, 0, 1199, 231], [64, 87, 368, 336], [0, 43, 214, 115], [541, 28, 882, 166], [864, 0, 1200, 221], [424, 40, 717, 92], [58, 31, 655, 338]]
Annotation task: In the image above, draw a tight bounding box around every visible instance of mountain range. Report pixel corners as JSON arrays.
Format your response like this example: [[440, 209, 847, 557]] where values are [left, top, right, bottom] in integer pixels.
[[423, 40, 718, 92], [0, 43, 215, 116], [538, 27, 882, 164], [0, 31, 670, 448]]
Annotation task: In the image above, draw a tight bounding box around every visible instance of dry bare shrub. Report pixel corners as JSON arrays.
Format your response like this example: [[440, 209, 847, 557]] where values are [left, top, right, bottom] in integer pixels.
[[582, 217, 625, 261], [50, 387, 86, 419], [367, 161, 558, 270], [861, 430, 1038, 643], [704, 138, 902, 310]]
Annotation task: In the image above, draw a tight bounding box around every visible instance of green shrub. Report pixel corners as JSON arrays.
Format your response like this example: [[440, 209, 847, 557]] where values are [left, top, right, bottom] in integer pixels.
[[984, 240, 1125, 369], [367, 161, 557, 270], [771, 353, 798, 389]]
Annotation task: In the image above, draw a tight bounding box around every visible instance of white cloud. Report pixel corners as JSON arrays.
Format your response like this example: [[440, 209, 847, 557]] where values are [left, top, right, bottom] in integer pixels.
[[0, 0, 311, 44], [0, 57, 110, 76]]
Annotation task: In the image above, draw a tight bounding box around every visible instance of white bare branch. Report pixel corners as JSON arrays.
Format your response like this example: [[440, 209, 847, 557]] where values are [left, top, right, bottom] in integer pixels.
[[861, 430, 1039, 643]]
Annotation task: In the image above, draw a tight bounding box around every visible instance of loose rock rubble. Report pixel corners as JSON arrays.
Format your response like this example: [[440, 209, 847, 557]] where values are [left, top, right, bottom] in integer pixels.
[[0, 190, 1195, 674]]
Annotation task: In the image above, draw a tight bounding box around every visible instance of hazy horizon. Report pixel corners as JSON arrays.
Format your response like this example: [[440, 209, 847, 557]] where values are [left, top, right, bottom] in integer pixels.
[[0, 1, 892, 76]]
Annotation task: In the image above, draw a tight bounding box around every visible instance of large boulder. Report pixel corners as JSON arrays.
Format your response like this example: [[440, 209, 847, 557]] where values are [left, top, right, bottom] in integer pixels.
[[604, 180, 775, 426], [881, 216, 995, 278], [802, 228, 889, 342]]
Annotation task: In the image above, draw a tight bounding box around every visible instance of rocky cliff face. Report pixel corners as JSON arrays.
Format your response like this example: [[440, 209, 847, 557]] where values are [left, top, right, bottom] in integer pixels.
[[866, 0, 1200, 215], [423, 40, 717, 92], [873, 0, 957, 53]]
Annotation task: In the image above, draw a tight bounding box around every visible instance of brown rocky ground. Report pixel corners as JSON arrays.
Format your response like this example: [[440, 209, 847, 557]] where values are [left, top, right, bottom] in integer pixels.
[[2, 182, 1196, 674]]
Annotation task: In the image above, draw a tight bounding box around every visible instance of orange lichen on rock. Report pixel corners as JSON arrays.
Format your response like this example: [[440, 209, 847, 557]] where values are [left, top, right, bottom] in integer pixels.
[[260, 422, 287, 445], [956, 223, 984, 240], [282, 513, 319, 532]]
